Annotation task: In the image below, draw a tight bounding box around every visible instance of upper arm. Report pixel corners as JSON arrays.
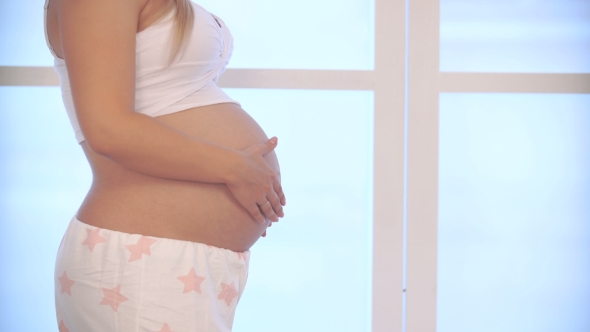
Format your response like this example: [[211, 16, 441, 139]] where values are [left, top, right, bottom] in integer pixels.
[[58, 0, 143, 151]]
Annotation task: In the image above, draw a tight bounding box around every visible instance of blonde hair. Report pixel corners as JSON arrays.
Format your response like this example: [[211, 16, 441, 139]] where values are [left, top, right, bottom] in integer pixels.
[[158, 0, 194, 66]]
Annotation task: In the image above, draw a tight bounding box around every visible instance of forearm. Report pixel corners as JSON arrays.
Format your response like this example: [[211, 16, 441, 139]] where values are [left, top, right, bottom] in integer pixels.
[[89, 112, 241, 184]]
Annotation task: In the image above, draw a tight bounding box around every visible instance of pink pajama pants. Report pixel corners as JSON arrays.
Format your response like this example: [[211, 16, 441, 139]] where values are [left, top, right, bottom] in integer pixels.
[[55, 214, 250, 332]]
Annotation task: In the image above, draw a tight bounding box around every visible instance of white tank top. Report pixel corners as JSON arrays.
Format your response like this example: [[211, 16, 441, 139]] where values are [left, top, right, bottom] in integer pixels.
[[43, 0, 241, 143]]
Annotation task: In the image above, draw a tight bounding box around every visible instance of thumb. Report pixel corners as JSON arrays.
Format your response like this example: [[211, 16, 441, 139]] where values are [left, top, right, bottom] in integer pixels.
[[261, 137, 278, 155]]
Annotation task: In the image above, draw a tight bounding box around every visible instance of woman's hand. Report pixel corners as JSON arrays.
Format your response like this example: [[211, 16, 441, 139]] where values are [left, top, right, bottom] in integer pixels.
[[226, 137, 286, 224]]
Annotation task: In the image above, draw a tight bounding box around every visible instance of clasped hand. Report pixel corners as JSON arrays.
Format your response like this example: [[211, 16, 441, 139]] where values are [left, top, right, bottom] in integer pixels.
[[225, 136, 285, 231]]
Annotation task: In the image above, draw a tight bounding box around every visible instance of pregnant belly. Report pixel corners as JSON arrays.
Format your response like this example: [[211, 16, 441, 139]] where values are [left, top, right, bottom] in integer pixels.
[[76, 102, 280, 252]]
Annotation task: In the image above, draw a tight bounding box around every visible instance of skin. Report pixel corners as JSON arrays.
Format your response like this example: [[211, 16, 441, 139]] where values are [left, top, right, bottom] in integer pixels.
[[46, 0, 285, 252]]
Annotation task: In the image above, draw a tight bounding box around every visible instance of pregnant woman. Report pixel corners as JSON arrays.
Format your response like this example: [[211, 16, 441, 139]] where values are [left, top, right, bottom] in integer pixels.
[[44, 0, 285, 331]]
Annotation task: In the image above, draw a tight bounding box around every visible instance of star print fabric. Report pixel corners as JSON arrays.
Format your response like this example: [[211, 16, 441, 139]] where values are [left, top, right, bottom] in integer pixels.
[[55, 214, 250, 332]]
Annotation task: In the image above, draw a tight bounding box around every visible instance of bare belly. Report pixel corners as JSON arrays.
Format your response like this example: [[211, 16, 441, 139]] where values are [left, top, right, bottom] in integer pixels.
[[75, 102, 280, 252]]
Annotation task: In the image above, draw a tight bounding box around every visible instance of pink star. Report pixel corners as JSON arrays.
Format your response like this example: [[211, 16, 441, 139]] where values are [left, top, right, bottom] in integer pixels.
[[237, 252, 247, 261], [158, 323, 173, 332], [81, 228, 106, 252], [177, 267, 206, 294], [100, 284, 128, 312], [58, 319, 69, 332], [58, 271, 75, 296], [218, 281, 239, 306], [125, 236, 157, 262]]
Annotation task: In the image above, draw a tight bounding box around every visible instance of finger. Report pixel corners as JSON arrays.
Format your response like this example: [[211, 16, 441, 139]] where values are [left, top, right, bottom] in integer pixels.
[[273, 178, 286, 206], [261, 137, 278, 156], [259, 200, 279, 222], [267, 191, 283, 218], [248, 204, 266, 224], [262, 230, 266, 237]]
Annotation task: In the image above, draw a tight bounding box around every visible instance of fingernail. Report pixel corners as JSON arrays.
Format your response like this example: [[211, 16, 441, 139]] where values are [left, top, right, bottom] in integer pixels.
[[269, 137, 277, 144]]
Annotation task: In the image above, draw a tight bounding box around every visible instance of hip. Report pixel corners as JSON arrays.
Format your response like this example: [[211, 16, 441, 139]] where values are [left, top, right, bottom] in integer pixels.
[[55, 215, 249, 332]]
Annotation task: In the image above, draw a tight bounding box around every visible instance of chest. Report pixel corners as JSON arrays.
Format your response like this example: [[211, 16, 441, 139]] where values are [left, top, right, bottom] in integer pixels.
[[135, 5, 228, 71]]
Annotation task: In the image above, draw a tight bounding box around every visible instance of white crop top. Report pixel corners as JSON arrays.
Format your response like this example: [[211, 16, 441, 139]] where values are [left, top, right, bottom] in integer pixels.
[[43, 0, 241, 144]]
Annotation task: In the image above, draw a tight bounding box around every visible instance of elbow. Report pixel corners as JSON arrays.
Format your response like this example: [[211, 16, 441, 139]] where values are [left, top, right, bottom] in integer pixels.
[[82, 125, 119, 158], [79, 111, 138, 157]]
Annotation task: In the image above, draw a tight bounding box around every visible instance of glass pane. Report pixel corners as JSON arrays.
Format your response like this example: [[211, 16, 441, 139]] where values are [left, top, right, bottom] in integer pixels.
[[0, 87, 92, 330], [225, 89, 374, 331], [440, 0, 590, 73], [0, 0, 55, 66], [0, 87, 374, 331], [197, 0, 374, 70], [438, 93, 590, 331], [1, 0, 375, 70]]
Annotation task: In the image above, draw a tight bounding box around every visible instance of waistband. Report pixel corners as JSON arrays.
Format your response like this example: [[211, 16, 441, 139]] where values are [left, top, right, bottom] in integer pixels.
[[66, 213, 250, 260]]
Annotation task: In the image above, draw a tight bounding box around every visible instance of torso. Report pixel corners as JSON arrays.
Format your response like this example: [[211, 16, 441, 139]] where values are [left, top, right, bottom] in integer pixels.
[[47, 0, 279, 252], [77, 104, 279, 252]]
